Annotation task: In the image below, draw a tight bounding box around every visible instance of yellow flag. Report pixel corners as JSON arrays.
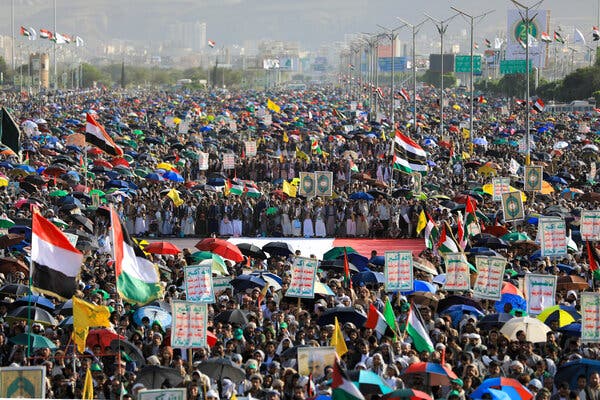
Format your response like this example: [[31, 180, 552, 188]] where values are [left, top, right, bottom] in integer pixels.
[[82, 367, 94, 400], [283, 181, 297, 198], [416, 210, 427, 235], [462, 152, 471, 160], [283, 131, 289, 143], [267, 99, 281, 113], [331, 317, 348, 357], [296, 148, 309, 161], [167, 188, 184, 207], [73, 297, 111, 353], [462, 127, 470, 139]]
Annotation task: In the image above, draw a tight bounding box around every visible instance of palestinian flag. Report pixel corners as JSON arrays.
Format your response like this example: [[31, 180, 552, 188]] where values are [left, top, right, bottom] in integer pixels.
[[594, 27, 600, 41], [554, 31, 565, 44], [406, 303, 435, 353], [587, 241, 600, 280], [20, 26, 32, 38], [110, 208, 162, 305], [365, 300, 396, 337], [86, 113, 123, 156], [541, 32, 552, 43], [532, 98, 545, 113], [393, 130, 428, 174], [349, 159, 359, 172], [31, 212, 83, 300], [437, 222, 460, 254], [375, 87, 384, 100], [332, 359, 365, 400], [457, 211, 466, 250], [484, 38, 491, 48], [464, 196, 480, 238], [348, 63, 355, 70]]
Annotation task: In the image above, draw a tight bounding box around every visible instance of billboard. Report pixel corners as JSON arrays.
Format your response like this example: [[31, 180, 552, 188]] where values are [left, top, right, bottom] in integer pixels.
[[429, 54, 455, 73], [378, 57, 408, 72], [454, 55, 482, 73], [505, 9, 549, 68], [279, 57, 299, 71], [263, 59, 280, 69]]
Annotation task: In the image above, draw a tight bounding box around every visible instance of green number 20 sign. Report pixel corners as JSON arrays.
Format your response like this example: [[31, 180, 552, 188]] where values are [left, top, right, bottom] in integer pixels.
[[514, 20, 538, 42]]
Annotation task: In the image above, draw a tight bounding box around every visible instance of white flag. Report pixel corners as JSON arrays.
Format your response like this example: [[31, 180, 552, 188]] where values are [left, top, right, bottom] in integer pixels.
[[494, 37, 504, 50], [509, 158, 520, 175], [574, 28, 586, 44]]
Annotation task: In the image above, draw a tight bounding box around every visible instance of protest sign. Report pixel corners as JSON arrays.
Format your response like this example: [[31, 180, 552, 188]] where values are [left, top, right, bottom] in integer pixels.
[[443, 253, 470, 291], [198, 152, 209, 170], [492, 177, 510, 201], [539, 217, 567, 258], [581, 210, 600, 241], [315, 171, 333, 197], [581, 292, 600, 343], [171, 301, 207, 348], [502, 191, 524, 222], [384, 251, 413, 292], [184, 265, 214, 303], [286, 257, 318, 298], [297, 346, 336, 378], [223, 153, 235, 170], [245, 141, 257, 157], [213, 276, 233, 293], [525, 274, 557, 315], [299, 172, 316, 197], [473, 256, 505, 301], [524, 166, 543, 191], [139, 388, 186, 400]]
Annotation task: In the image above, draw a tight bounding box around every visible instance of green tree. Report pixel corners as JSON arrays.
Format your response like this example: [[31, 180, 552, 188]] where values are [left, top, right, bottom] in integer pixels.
[[81, 63, 110, 87], [419, 70, 457, 88]]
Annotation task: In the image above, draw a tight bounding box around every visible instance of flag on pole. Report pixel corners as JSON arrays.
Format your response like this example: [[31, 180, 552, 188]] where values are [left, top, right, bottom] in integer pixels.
[[457, 211, 466, 250], [75, 36, 85, 47], [424, 214, 439, 249], [166, 188, 184, 207], [82, 367, 94, 400], [39, 29, 53, 39], [332, 359, 365, 400], [20, 26, 33, 38], [398, 88, 410, 101], [365, 303, 392, 337], [208, 40, 216, 48], [574, 28, 587, 45], [554, 31, 565, 44], [1, 107, 22, 155], [541, 32, 552, 43], [267, 99, 281, 113], [31, 212, 83, 300], [484, 38, 491, 48], [331, 317, 348, 357], [110, 208, 163, 305], [406, 303, 435, 353], [343, 248, 352, 289], [86, 113, 123, 156], [72, 296, 111, 353], [349, 159, 359, 172], [436, 222, 460, 254], [587, 241, 600, 280], [52, 32, 67, 44], [532, 98, 545, 113], [393, 130, 428, 174], [416, 210, 427, 235], [594, 27, 600, 41], [383, 299, 397, 332]]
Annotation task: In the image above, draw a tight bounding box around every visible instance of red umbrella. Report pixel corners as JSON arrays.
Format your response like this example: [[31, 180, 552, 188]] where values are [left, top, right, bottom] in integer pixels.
[[483, 225, 510, 238], [402, 362, 458, 386], [111, 157, 130, 168], [195, 238, 244, 262], [453, 194, 478, 205], [87, 148, 103, 155], [382, 388, 432, 400], [86, 329, 125, 350], [93, 159, 113, 169], [502, 281, 524, 297], [145, 241, 181, 255]]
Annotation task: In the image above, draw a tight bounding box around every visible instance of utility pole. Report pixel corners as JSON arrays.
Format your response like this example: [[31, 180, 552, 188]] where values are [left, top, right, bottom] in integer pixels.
[[377, 24, 404, 128]]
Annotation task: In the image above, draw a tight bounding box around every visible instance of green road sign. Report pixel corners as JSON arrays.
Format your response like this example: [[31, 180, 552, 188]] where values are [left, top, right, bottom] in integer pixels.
[[455, 55, 482, 73], [500, 59, 532, 74]]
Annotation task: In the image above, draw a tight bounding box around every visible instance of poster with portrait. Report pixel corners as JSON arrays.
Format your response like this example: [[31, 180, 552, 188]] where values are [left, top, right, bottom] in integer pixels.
[[315, 171, 333, 197], [299, 172, 316, 197], [297, 346, 336, 379], [501, 191, 524, 222]]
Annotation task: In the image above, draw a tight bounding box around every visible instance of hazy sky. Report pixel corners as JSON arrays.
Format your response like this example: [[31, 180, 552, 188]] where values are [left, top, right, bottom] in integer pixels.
[[2, 0, 599, 49]]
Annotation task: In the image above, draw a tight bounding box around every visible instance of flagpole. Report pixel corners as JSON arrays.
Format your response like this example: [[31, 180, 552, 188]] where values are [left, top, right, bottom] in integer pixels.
[[53, 0, 57, 90], [11, 0, 15, 71]]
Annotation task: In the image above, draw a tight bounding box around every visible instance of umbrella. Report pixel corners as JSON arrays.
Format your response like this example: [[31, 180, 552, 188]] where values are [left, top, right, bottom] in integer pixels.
[[249, 272, 282, 291], [473, 236, 509, 249], [0, 233, 25, 249], [214, 309, 251, 325], [502, 281, 524, 297], [110, 339, 145, 366], [557, 322, 582, 337], [477, 313, 515, 330], [407, 292, 439, 310], [7, 306, 57, 326], [413, 257, 438, 276], [401, 280, 437, 295], [470, 378, 533, 400], [438, 295, 484, 313], [0, 283, 29, 296], [67, 213, 94, 234], [86, 329, 125, 349], [317, 307, 367, 326], [230, 274, 267, 292], [557, 275, 589, 291], [13, 295, 55, 311], [133, 306, 172, 328], [196, 357, 246, 383], [262, 241, 294, 257], [236, 243, 268, 259], [0, 257, 29, 274], [319, 259, 359, 273], [352, 270, 385, 285], [136, 365, 184, 389], [537, 305, 580, 328], [337, 252, 370, 271], [402, 362, 458, 386], [195, 238, 244, 262], [0, 216, 15, 229], [382, 388, 432, 400], [346, 370, 393, 394], [494, 293, 527, 314], [555, 359, 600, 390], [499, 317, 551, 343], [145, 241, 181, 255], [56, 299, 73, 316], [349, 191, 375, 201], [9, 333, 57, 350], [323, 246, 357, 261]]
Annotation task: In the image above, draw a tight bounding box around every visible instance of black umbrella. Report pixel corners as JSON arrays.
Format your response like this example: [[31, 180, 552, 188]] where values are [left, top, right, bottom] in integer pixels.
[[196, 357, 246, 383], [229, 274, 267, 292], [319, 259, 359, 273], [135, 366, 183, 389], [7, 305, 57, 326], [317, 307, 367, 326], [67, 214, 94, 234], [473, 236, 509, 249], [262, 241, 294, 257], [23, 174, 46, 186], [438, 295, 484, 313], [0, 283, 29, 296], [214, 309, 250, 325], [236, 243, 267, 260], [110, 339, 145, 366], [477, 313, 514, 330], [20, 181, 38, 194]]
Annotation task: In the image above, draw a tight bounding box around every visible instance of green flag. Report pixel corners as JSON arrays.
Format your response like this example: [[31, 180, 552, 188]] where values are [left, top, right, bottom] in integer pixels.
[[383, 299, 397, 332], [1, 107, 21, 155]]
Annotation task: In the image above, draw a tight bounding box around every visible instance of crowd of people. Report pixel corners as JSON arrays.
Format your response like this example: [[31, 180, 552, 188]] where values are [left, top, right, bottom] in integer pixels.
[[0, 83, 598, 400]]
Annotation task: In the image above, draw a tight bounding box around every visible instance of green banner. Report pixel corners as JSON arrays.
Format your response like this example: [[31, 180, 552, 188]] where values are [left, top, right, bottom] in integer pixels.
[[500, 59, 532, 74], [454, 55, 482, 73]]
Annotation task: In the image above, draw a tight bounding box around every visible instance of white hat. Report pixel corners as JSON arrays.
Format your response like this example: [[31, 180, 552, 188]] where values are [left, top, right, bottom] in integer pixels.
[[206, 389, 220, 400], [529, 379, 542, 390]]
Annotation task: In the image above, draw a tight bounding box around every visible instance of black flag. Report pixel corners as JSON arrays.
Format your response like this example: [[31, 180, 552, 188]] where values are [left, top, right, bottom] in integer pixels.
[[0, 107, 20, 155]]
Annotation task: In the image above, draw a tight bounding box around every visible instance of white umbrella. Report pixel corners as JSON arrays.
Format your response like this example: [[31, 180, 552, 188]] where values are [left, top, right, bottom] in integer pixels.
[[583, 144, 599, 152], [499, 317, 551, 343], [553, 141, 569, 150]]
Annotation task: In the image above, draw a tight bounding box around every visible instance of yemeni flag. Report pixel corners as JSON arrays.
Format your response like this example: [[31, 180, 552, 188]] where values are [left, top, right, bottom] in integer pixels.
[[554, 31, 565, 44], [110, 208, 162, 305], [406, 303, 434, 353], [208, 40, 216, 48], [594, 27, 600, 41], [437, 222, 460, 254], [39, 29, 52, 39], [332, 359, 365, 400], [587, 241, 600, 280], [86, 113, 123, 156], [31, 212, 83, 300], [464, 196, 480, 238], [532, 98, 545, 113], [393, 130, 428, 174], [541, 32, 552, 43], [399, 88, 410, 101]]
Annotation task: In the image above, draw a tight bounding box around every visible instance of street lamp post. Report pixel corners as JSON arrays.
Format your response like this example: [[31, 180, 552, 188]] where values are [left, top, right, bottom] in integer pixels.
[[359, 34, 383, 120], [377, 24, 404, 128], [396, 17, 428, 136], [510, 0, 544, 166], [450, 7, 494, 156], [425, 12, 460, 137]]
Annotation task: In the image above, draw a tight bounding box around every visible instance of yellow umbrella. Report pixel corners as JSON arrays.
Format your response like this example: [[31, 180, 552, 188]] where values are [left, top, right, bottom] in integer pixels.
[[452, 104, 462, 111], [0, 177, 8, 187], [541, 181, 555, 195], [156, 162, 174, 171], [478, 162, 498, 176], [482, 184, 527, 201], [173, 117, 182, 125]]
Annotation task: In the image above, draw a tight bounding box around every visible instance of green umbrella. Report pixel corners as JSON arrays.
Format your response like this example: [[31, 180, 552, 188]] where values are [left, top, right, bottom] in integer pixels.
[[49, 189, 68, 197], [50, 217, 69, 229], [416, 192, 428, 201], [502, 232, 530, 242], [89, 189, 106, 197], [182, 150, 199, 160], [123, 154, 135, 163], [114, 166, 134, 176], [135, 168, 150, 178], [86, 172, 96, 180], [0, 217, 15, 229], [190, 251, 214, 262], [266, 207, 278, 216], [10, 333, 57, 350], [323, 246, 357, 261], [505, 268, 519, 278], [132, 129, 144, 136]]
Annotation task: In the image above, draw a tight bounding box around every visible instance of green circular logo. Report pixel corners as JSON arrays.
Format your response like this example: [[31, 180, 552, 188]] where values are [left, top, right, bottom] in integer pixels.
[[514, 20, 538, 42], [527, 168, 541, 190]]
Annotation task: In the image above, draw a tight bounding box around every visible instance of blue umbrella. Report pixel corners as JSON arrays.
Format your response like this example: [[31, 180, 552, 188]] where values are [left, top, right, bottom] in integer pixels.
[[473, 137, 488, 146], [207, 177, 225, 186], [426, 160, 437, 167], [349, 192, 374, 201], [402, 280, 437, 295], [15, 164, 36, 173], [443, 304, 485, 327], [14, 295, 55, 311], [556, 359, 600, 390], [477, 313, 514, 330], [0, 162, 13, 169], [106, 179, 131, 189], [8, 226, 32, 242], [133, 306, 172, 328], [230, 274, 267, 292], [163, 171, 185, 182], [557, 322, 581, 337], [370, 255, 385, 266], [495, 293, 527, 313], [145, 173, 164, 182], [337, 252, 370, 271], [468, 247, 499, 256], [547, 176, 568, 185], [352, 270, 385, 285], [60, 196, 84, 209]]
